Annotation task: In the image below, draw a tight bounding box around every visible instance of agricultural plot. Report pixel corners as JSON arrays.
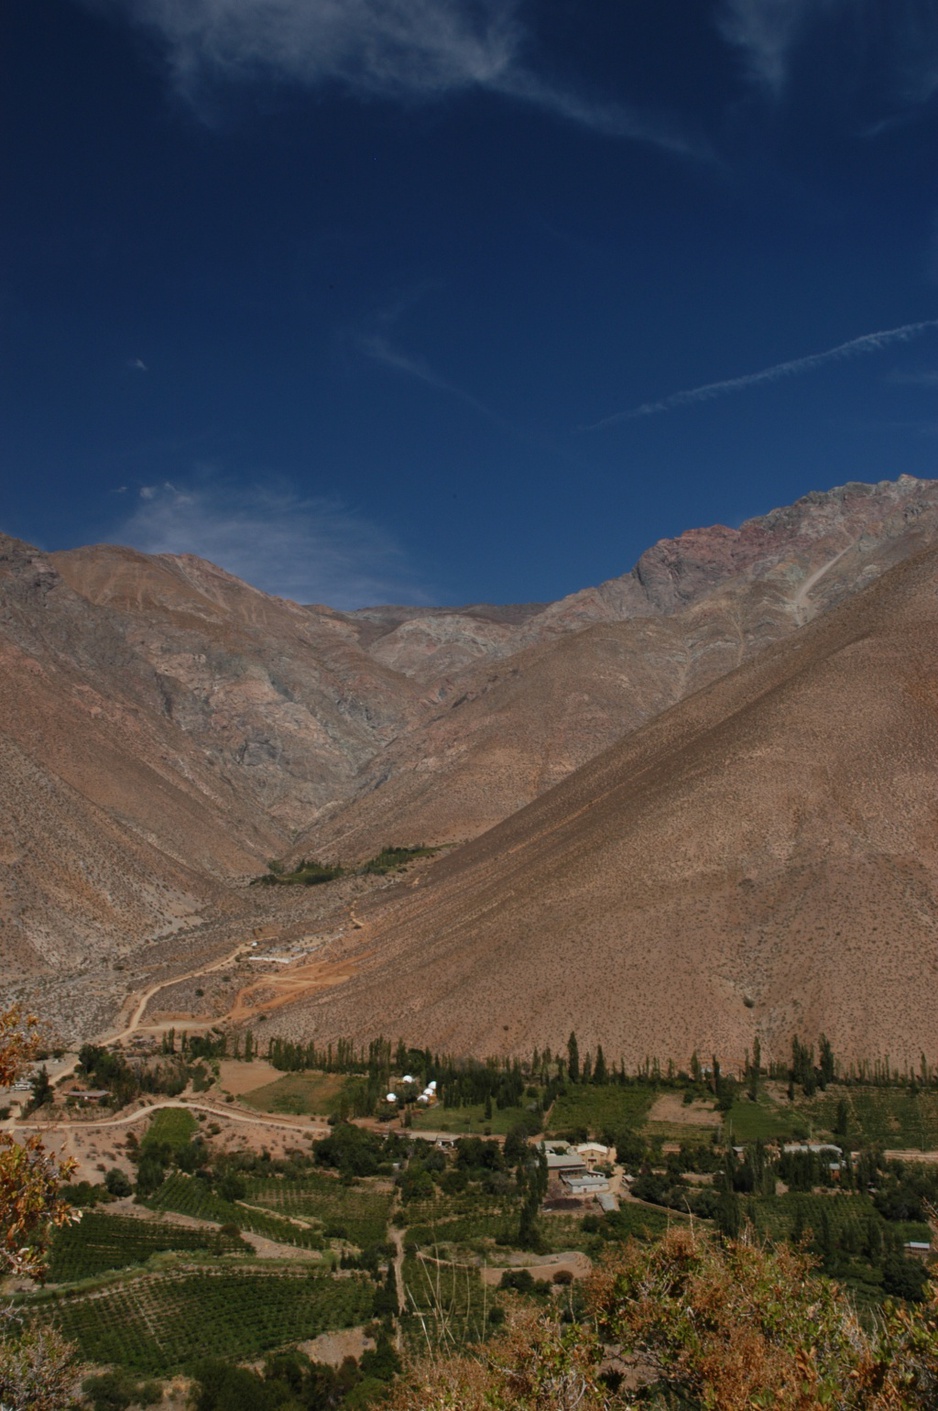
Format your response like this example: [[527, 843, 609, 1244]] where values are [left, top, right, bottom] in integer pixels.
[[410, 1102, 538, 1135], [404, 1193, 519, 1251], [743, 1191, 930, 1247], [142, 1107, 197, 1151], [149, 1174, 323, 1250], [546, 1085, 653, 1137], [37, 1269, 374, 1375], [722, 1098, 807, 1143], [241, 1071, 350, 1118], [245, 1174, 393, 1248], [48, 1211, 244, 1283], [796, 1087, 938, 1150]]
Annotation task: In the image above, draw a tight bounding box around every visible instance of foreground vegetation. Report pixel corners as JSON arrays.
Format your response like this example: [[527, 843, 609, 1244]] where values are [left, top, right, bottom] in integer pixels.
[[10, 1016, 938, 1407]]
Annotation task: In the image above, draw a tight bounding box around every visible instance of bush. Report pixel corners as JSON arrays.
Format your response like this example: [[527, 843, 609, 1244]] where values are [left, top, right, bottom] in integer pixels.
[[104, 1168, 132, 1198], [82, 1369, 162, 1410]]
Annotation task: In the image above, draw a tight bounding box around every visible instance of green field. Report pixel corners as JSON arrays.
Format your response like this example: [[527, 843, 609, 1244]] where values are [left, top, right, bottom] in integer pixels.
[[410, 1102, 538, 1135], [149, 1174, 323, 1250], [795, 1087, 938, 1149], [742, 1191, 930, 1247], [36, 1270, 374, 1375], [722, 1097, 807, 1143], [240, 1071, 350, 1117], [403, 1191, 519, 1251], [142, 1107, 198, 1151], [246, 1173, 393, 1248], [546, 1085, 653, 1137], [49, 1211, 245, 1283]]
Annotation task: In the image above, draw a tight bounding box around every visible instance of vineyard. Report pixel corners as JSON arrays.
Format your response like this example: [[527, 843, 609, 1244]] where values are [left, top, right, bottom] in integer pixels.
[[546, 1086, 653, 1137], [48, 1211, 245, 1282], [142, 1107, 198, 1151], [403, 1193, 518, 1251], [35, 1269, 375, 1375], [245, 1173, 393, 1248], [149, 1174, 324, 1250], [743, 1191, 931, 1247], [796, 1086, 938, 1149]]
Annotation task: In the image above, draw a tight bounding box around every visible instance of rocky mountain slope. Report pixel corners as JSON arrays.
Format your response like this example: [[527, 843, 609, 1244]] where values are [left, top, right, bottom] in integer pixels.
[[273, 536, 938, 1070], [3, 473, 938, 1052], [302, 474, 938, 858]]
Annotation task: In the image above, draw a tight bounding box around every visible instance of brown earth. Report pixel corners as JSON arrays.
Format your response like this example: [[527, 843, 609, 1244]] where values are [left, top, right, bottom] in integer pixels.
[[259, 536, 938, 1070], [6, 475, 938, 1061]]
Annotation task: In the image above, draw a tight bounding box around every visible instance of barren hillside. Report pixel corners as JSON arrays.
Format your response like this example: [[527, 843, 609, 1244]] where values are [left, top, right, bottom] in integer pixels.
[[5, 474, 938, 1052], [269, 540, 938, 1070]]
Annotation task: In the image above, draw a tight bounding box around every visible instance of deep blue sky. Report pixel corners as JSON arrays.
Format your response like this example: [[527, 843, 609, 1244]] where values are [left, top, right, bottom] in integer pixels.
[[3, 1, 938, 607]]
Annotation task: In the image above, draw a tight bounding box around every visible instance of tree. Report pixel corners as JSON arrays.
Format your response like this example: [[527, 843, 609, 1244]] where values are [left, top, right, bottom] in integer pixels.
[[0, 1308, 78, 1411], [0, 1008, 80, 1408], [27, 1065, 52, 1113], [0, 1008, 77, 1279], [567, 1032, 580, 1085], [103, 1167, 132, 1198], [389, 1228, 938, 1409]]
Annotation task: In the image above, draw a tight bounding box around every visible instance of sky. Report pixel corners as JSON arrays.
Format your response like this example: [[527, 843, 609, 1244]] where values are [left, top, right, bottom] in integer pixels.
[[3, 0, 938, 608]]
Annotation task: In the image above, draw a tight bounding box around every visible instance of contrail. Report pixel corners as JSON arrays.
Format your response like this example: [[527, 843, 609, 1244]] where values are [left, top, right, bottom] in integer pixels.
[[584, 318, 938, 430]]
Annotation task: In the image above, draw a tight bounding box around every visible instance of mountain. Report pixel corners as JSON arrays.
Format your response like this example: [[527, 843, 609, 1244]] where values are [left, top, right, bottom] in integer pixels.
[[299, 474, 938, 860], [3, 473, 938, 1053], [268, 535, 938, 1070]]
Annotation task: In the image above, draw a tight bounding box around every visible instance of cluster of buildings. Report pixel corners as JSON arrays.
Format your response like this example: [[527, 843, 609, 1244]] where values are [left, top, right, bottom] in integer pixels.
[[385, 1076, 438, 1107], [541, 1140, 619, 1212]]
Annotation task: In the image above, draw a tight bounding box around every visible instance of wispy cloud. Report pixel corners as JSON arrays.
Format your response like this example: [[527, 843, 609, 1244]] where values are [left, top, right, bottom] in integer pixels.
[[585, 319, 938, 429], [100, 0, 709, 159], [717, 0, 827, 96], [718, 0, 938, 105], [114, 479, 429, 607], [357, 332, 500, 421], [888, 367, 938, 386]]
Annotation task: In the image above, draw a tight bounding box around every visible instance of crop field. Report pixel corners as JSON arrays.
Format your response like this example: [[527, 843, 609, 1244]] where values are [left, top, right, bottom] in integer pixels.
[[410, 1102, 538, 1135], [37, 1269, 374, 1375], [241, 1071, 350, 1118], [722, 1098, 807, 1143], [142, 1107, 198, 1151], [795, 1087, 938, 1149], [404, 1192, 519, 1251], [149, 1174, 323, 1250], [245, 1174, 393, 1247], [546, 1085, 653, 1137], [742, 1191, 931, 1247], [48, 1211, 245, 1283]]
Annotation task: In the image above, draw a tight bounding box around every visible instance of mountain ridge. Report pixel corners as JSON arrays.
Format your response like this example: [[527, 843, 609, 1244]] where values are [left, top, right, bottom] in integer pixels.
[[3, 473, 938, 1051]]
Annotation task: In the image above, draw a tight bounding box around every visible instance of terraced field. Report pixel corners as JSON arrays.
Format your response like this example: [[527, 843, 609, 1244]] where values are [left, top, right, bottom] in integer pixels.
[[36, 1269, 374, 1374], [48, 1211, 245, 1282], [149, 1174, 323, 1250], [403, 1192, 519, 1251], [246, 1173, 393, 1247]]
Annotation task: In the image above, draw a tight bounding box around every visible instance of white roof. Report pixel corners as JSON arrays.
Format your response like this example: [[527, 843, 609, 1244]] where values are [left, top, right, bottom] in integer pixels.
[[427, 1080, 437, 1090], [402, 1075, 415, 1084], [386, 1093, 397, 1102], [417, 1095, 429, 1103]]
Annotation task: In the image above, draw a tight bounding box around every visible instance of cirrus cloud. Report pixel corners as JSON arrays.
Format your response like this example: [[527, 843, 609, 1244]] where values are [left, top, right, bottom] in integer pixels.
[[90, 0, 712, 158], [115, 479, 430, 607]]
